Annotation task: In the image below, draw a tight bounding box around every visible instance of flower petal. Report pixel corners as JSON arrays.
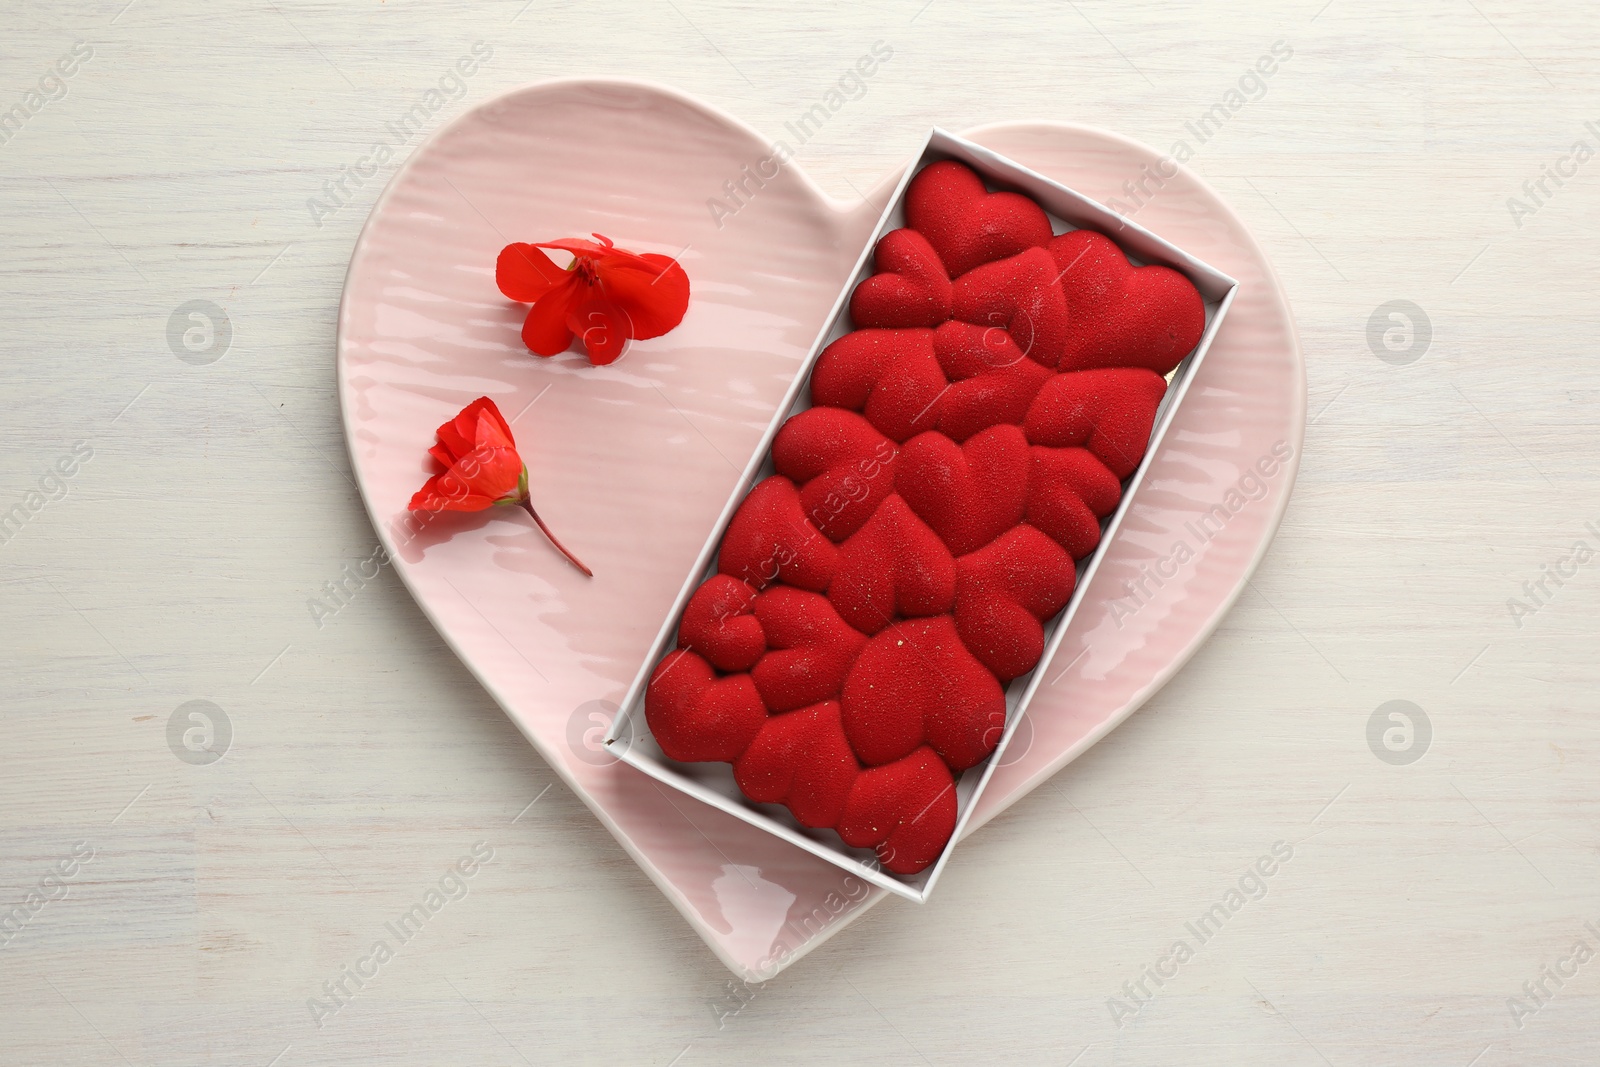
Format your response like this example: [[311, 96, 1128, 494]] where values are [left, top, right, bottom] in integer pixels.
[[412, 444, 522, 511], [566, 291, 632, 365], [596, 253, 691, 340], [455, 444, 523, 499], [473, 407, 516, 451], [522, 281, 578, 356], [409, 472, 496, 512], [435, 413, 474, 462], [533, 237, 613, 260], [438, 396, 516, 460], [496, 243, 569, 302], [456, 398, 513, 448]]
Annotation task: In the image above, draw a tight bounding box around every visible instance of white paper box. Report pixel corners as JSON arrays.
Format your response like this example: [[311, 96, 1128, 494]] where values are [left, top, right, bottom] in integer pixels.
[[606, 128, 1239, 902]]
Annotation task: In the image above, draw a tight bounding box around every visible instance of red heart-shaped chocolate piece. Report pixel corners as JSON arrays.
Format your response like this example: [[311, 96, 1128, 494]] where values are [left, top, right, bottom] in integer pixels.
[[1022, 368, 1167, 479], [951, 247, 1071, 370], [953, 524, 1076, 681], [896, 423, 1029, 556], [645, 649, 768, 763], [932, 320, 1055, 442], [772, 407, 898, 542], [718, 475, 839, 592], [829, 493, 957, 635], [905, 159, 1053, 278], [1048, 229, 1205, 375], [810, 328, 926, 410], [1026, 446, 1122, 559], [849, 228, 952, 329], [810, 328, 947, 443], [750, 586, 868, 712], [836, 745, 958, 875], [733, 700, 859, 829], [677, 574, 765, 673], [840, 615, 1006, 771]]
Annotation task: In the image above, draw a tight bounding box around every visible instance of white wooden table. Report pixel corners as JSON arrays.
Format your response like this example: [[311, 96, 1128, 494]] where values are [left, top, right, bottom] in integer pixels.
[[3, 2, 1597, 1064]]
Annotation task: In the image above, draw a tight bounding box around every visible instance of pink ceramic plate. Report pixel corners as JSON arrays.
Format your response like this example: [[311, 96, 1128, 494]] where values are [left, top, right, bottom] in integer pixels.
[[336, 78, 1304, 981]]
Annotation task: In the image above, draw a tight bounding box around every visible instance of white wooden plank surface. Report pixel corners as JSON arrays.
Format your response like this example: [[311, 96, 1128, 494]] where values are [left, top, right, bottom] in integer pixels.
[[2, 2, 1597, 1064]]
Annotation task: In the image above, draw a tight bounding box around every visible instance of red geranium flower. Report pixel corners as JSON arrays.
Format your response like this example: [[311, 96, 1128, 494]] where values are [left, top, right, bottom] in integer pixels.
[[408, 396, 592, 576], [496, 234, 690, 366]]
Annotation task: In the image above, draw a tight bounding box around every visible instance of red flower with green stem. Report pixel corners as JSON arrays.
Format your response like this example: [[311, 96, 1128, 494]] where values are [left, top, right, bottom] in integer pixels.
[[409, 396, 592, 577]]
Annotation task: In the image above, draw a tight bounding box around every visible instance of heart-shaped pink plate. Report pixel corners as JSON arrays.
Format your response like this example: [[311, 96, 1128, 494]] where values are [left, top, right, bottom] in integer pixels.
[[336, 78, 1304, 980]]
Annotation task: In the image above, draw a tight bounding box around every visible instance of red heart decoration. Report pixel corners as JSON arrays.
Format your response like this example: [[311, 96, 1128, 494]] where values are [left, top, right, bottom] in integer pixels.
[[750, 586, 868, 713], [677, 574, 765, 673], [718, 475, 839, 592], [951, 247, 1071, 370], [645, 649, 768, 763], [734, 701, 859, 829], [810, 328, 926, 409], [953, 524, 1077, 681], [810, 328, 947, 443], [895, 423, 1030, 556], [839, 615, 1006, 771], [1023, 368, 1168, 479], [772, 407, 898, 542], [932, 321, 1055, 442], [1025, 446, 1122, 559], [829, 493, 956, 635], [835, 745, 958, 875], [848, 228, 952, 329], [1049, 229, 1206, 375], [905, 159, 1053, 278]]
